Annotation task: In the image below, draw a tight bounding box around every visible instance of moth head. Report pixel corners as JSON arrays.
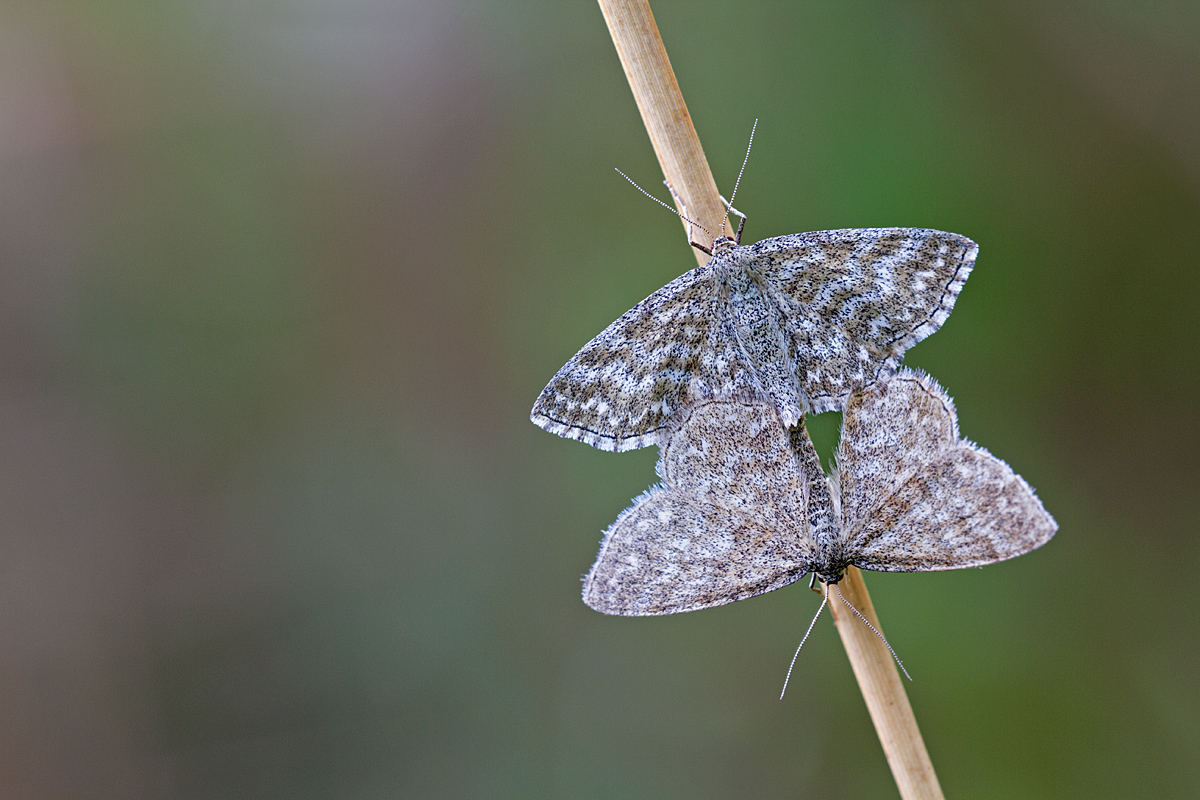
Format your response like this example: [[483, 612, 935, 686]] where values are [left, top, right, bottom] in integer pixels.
[[815, 566, 847, 585], [710, 235, 736, 254]]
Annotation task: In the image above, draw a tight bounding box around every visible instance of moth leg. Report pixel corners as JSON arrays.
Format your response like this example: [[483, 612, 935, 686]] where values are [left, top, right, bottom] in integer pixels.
[[664, 180, 712, 255], [719, 194, 747, 244]]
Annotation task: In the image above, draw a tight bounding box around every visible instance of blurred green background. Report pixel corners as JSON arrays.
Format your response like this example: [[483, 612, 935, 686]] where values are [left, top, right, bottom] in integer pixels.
[[0, 1, 1197, 797]]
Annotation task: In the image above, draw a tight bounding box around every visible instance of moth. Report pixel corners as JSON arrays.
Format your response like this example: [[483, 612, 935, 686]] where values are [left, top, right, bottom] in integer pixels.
[[532, 227, 977, 452], [583, 369, 1057, 615]]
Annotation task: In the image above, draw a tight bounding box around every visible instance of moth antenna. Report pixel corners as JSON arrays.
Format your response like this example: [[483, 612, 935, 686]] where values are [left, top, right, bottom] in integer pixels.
[[723, 118, 756, 241], [834, 583, 912, 681], [614, 168, 713, 252], [662, 179, 708, 251], [781, 579, 828, 699]]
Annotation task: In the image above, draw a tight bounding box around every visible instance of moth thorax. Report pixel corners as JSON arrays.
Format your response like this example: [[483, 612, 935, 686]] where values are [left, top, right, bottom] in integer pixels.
[[812, 526, 848, 586]]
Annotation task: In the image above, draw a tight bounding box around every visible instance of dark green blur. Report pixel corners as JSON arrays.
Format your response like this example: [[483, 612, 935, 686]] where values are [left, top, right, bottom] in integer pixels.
[[1, 1, 1196, 797]]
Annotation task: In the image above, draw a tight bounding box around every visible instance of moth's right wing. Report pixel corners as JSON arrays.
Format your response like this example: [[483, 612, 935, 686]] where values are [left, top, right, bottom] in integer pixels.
[[531, 264, 756, 452], [658, 394, 810, 526], [583, 486, 813, 615], [583, 395, 817, 616]]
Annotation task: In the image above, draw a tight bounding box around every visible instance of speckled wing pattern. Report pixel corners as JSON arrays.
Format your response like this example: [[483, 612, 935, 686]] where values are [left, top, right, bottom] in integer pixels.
[[583, 370, 1057, 616], [833, 369, 1058, 574], [582, 394, 816, 615], [750, 228, 976, 413], [531, 266, 753, 452], [532, 228, 976, 451]]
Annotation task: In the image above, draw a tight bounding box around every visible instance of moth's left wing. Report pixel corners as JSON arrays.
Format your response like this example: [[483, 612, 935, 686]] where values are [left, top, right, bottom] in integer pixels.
[[754, 228, 976, 413], [835, 369, 1056, 572]]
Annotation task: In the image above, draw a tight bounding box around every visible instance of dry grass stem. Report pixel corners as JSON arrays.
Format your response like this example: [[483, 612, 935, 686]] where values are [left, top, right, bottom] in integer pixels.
[[830, 567, 945, 799], [597, 3, 944, 797], [596, 0, 729, 262]]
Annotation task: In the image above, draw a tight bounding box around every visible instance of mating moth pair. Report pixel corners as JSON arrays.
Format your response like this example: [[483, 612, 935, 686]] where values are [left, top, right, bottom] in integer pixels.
[[530, 179, 1055, 630]]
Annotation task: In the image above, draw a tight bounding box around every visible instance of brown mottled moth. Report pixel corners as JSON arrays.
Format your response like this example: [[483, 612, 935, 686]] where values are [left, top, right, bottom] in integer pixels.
[[583, 369, 1056, 616], [531, 227, 976, 452]]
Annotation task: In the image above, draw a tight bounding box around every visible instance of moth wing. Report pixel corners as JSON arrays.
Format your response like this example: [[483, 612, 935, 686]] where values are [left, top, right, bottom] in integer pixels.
[[754, 228, 976, 413], [583, 486, 813, 615], [658, 395, 810, 531], [836, 369, 1057, 572], [845, 444, 1058, 572], [836, 368, 960, 530], [531, 265, 754, 451]]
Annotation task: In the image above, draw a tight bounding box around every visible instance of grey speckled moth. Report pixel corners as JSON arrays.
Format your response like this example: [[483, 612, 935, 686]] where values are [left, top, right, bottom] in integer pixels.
[[583, 369, 1056, 616], [532, 228, 976, 452]]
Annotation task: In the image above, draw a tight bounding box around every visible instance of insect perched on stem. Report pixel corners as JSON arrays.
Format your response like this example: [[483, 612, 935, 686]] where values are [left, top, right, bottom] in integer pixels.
[[531, 126, 976, 452], [582, 370, 1057, 687]]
